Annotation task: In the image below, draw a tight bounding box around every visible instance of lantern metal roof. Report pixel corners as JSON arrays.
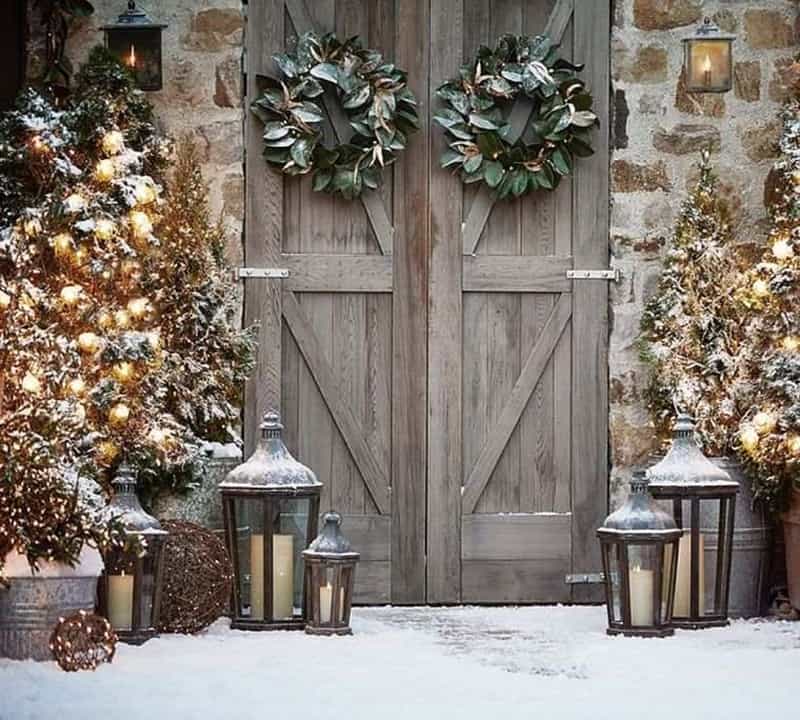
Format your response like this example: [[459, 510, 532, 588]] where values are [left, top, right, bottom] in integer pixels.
[[598, 470, 680, 537], [682, 17, 736, 45], [303, 512, 360, 560], [100, 1, 167, 30], [219, 410, 322, 492], [109, 463, 166, 535], [648, 414, 739, 490]]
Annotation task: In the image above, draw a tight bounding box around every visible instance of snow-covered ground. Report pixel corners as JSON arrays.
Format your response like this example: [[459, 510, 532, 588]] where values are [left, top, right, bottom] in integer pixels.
[[1, 605, 798, 720]]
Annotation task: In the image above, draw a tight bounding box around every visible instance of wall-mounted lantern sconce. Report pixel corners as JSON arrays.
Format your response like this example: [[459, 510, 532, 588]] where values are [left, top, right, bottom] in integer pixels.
[[682, 17, 735, 94], [101, 2, 167, 91]]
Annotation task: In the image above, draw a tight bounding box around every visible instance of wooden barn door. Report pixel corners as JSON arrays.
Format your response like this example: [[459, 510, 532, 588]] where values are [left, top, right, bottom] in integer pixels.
[[244, 0, 609, 604], [427, 0, 609, 603]]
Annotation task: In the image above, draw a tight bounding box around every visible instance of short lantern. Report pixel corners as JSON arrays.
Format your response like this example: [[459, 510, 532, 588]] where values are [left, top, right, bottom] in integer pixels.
[[682, 17, 735, 94], [597, 470, 682, 638], [101, 1, 167, 91], [98, 463, 168, 644], [220, 410, 322, 630], [303, 511, 360, 636], [648, 414, 739, 629]]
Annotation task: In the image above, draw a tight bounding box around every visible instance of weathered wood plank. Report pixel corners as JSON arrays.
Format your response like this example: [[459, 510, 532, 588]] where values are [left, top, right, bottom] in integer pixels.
[[353, 561, 391, 604], [462, 513, 571, 561], [243, 0, 284, 455], [461, 0, 576, 255], [284, 0, 394, 255], [463, 255, 572, 292], [428, 0, 464, 603], [392, 0, 429, 603], [571, 0, 610, 603], [283, 291, 390, 514], [461, 560, 571, 603], [462, 292, 573, 514], [337, 514, 390, 562], [281, 254, 392, 292]]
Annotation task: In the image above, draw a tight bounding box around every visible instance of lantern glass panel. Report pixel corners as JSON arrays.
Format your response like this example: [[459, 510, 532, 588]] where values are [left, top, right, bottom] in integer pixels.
[[625, 543, 662, 627], [106, 28, 163, 91], [603, 542, 623, 624], [684, 39, 732, 93]]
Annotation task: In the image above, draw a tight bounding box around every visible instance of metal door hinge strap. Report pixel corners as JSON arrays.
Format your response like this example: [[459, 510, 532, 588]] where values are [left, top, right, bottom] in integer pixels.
[[567, 269, 620, 282], [565, 572, 605, 584], [237, 268, 290, 279]]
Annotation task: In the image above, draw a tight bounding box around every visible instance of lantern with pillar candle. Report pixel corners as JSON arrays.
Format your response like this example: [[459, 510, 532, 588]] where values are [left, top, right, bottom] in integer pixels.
[[648, 414, 739, 629], [219, 410, 322, 630], [597, 470, 682, 638], [682, 17, 735, 94], [98, 463, 168, 644], [101, 2, 167, 91]]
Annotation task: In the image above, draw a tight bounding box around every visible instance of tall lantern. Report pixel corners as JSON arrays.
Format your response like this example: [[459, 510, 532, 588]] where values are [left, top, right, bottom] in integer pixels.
[[98, 463, 168, 644], [101, 2, 167, 91], [648, 414, 739, 629], [303, 511, 360, 636], [682, 17, 735, 94], [220, 410, 322, 631], [597, 470, 682, 638]]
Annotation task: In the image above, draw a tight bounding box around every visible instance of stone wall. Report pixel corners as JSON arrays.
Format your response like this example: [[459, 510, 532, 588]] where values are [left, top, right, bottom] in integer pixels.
[[609, 0, 798, 504], [29, 0, 245, 267]]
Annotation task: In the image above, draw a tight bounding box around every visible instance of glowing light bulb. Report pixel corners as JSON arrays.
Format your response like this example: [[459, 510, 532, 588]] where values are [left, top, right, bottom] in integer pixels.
[[753, 411, 776, 435], [78, 332, 101, 353], [53, 232, 73, 255], [112, 362, 135, 383], [753, 279, 770, 298], [789, 435, 800, 455], [0, 290, 10, 309], [772, 237, 794, 261], [96, 311, 113, 329], [97, 441, 119, 462], [30, 135, 46, 153], [74, 403, 86, 422], [23, 218, 42, 237], [102, 131, 124, 156], [109, 403, 130, 425], [127, 297, 150, 317], [739, 425, 759, 453], [65, 194, 86, 213], [129, 211, 153, 240], [67, 378, 86, 396], [783, 335, 800, 352], [793, 170, 800, 185], [135, 181, 157, 205], [148, 427, 169, 445], [95, 219, 116, 241], [60, 285, 82, 305], [21, 372, 41, 395], [95, 159, 115, 183], [114, 309, 131, 328], [73, 247, 89, 266], [146, 330, 161, 350]]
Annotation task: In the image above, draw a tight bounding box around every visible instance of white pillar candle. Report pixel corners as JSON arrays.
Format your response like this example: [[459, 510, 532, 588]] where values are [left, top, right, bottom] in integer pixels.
[[108, 573, 134, 630], [674, 532, 705, 617], [319, 582, 346, 624], [629, 566, 654, 626], [250, 534, 265, 620], [250, 534, 295, 620]]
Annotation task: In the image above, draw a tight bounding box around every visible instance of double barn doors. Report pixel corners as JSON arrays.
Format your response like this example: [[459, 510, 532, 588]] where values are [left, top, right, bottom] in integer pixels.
[[243, 0, 610, 604]]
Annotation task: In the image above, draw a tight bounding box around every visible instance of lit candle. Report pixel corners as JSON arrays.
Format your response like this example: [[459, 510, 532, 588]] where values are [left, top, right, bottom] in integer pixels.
[[107, 573, 134, 629], [127, 44, 137, 69], [702, 54, 712, 88], [673, 532, 705, 617], [249, 533, 294, 620], [629, 565, 654, 626], [319, 582, 346, 624]]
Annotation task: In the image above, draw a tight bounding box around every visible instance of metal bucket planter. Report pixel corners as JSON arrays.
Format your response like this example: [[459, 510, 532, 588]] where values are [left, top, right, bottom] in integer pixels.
[[783, 485, 800, 611], [0, 575, 98, 660]]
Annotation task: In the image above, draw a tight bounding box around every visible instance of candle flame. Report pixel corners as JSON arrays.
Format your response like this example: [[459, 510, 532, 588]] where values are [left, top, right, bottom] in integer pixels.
[[702, 54, 712, 73], [127, 45, 136, 68]]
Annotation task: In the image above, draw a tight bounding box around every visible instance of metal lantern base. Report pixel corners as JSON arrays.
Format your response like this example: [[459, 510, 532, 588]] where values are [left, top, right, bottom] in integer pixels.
[[230, 618, 306, 632], [115, 627, 158, 645], [305, 625, 353, 637], [606, 626, 675, 639], [671, 617, 729, 631]]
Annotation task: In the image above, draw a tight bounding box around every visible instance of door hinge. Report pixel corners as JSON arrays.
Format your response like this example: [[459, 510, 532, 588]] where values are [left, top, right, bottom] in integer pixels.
[[236, 267, 290, 279], [565, 572, 605, 584], [567, 268, 620, 282]]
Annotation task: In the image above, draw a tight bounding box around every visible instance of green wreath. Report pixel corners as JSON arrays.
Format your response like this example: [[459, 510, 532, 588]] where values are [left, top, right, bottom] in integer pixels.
[[434, 34, 597, 199], [251, 31, 419, 199]]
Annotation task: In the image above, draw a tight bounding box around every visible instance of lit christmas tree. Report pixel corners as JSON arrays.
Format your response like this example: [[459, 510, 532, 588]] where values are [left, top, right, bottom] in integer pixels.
[[736, 97, 800, 509], [640, 151, 746, 455]]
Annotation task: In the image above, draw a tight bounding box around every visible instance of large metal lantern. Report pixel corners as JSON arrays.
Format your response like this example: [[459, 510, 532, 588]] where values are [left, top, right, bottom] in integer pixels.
[[303, 511, 360, 636], [597, 470, 681, 638], [101, 2, 167, 91], [220, 410, 322, 631], [649, 414, 739, 629], [98, 463, 167, 644], [682, 17, 735, 94]]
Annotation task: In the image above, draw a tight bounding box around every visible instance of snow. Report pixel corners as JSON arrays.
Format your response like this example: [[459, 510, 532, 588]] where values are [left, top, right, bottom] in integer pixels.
[[0, 605, 798, 720]]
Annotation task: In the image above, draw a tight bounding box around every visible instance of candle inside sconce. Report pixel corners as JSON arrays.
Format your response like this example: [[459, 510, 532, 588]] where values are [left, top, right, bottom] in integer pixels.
[[127, 44, 137, 68], [319, 582, 345, 624], [107, 572, 134, 630], [702, 54, 712, 88]]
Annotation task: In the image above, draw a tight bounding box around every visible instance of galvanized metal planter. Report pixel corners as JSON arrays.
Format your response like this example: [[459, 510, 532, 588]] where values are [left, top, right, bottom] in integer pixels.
[[0, 576, 97, 661]]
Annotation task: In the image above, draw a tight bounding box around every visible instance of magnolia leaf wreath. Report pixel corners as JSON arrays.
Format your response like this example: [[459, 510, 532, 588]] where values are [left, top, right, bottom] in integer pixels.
[[434, 33, 597, 199], [251, 31, 419, 199]]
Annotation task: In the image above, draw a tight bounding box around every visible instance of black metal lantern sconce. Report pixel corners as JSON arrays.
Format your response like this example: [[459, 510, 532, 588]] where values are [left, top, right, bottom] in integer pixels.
[[597, 470, 682, 638], [98, 463, 168, 644], [648, 414, 739, 630], [101, 2, 167, 91], [682, 17, 735, 94], [220, 410, 322, 631], [303, 512, 360, 636]]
